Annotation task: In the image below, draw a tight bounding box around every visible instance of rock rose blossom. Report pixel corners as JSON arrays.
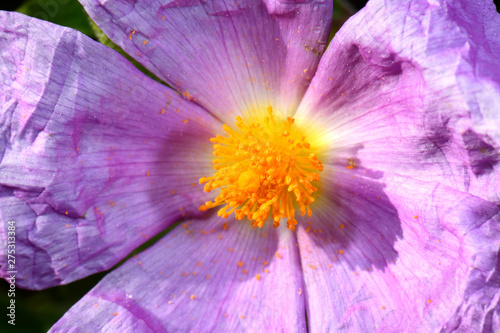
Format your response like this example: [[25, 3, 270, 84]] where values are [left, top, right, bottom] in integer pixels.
[[1, 0, 500, 331]]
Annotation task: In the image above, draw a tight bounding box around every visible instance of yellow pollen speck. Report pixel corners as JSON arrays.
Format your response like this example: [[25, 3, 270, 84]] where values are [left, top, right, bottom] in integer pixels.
[[161, 108, 165, 114], [143, 40, 148, 45], [146, 171, 150, 176], [199, 108, 323, 230], [428, 299, 432, 304], [112, 312, 119, 316], [242, 269, 248, 274], [340, 224, 345, 229], [190, 295, 196, 300], [237, 261, 243, 267], [65, 224, 69, 227], [65, 211, 68, 215], [414, 215, 418, 219], [256, 274, 261, 281]]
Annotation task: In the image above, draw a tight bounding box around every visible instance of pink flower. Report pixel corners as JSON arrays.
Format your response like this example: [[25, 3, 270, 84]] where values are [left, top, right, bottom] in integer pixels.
[[1, 0, 499, 331]]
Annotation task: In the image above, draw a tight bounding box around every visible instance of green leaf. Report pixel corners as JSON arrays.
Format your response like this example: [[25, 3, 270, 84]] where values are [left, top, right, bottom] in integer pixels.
[[17, 0, 95, 38]]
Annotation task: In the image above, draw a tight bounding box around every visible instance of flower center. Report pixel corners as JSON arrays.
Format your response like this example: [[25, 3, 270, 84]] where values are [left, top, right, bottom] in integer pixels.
[[199, 107, 323, 230]]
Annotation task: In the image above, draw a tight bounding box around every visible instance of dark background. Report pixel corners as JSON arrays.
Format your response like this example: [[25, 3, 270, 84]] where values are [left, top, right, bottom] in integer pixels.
[[1, 1, 22, 10]]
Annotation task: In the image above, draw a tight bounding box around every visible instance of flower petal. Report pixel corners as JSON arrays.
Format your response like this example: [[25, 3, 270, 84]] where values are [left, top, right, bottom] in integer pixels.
[[295, 0, 500, 202], [444, 213, 500, 332], [299, 169, 500, 332], [50, 214, 306, 332], [0, 12, 218, 289], [78, 0, 333, 122]]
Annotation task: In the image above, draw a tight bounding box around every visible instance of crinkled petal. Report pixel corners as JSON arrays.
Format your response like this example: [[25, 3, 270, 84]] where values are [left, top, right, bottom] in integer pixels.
[[295, 0, 500, 203], [78, 0, 332, 122], [50, 214, 306, 332], [444, 213, 500, 332], [0, 12, 218, 289], [299, 168, 500, 332]]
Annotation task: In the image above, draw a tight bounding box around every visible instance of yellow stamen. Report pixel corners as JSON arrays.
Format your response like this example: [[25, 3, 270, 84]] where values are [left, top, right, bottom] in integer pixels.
[[199, 107, 323, 230], [238, 170, 260, 192]]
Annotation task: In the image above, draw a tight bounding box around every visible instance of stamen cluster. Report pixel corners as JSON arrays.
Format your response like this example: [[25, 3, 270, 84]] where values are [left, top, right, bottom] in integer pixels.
[[199, 107, 323, 230]]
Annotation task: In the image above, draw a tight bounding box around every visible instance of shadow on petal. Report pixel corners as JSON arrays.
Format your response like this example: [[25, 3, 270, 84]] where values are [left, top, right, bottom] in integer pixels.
[[463, 129, 500, 177], [314, 43, 417, 113], [300, 164, 402, 272]]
